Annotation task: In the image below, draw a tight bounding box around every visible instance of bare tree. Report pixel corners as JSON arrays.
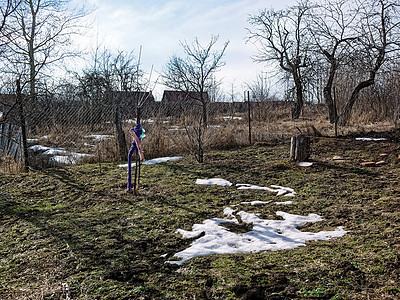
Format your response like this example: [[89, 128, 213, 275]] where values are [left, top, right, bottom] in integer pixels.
[[246, 72, 271, 102], [78, 48, 147, 161], [247, 1, 313, 119], [0, 0, 20, 44], [2, 0, 87, 168], [338, 0, 400, 125], [308, 0, 360, 123], [4, 0, 88, 105], [162, 35, 229, 128]]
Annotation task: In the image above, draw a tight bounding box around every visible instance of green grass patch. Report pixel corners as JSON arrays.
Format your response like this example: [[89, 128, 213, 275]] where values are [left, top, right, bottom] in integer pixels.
[[1, 138, 399, 299]]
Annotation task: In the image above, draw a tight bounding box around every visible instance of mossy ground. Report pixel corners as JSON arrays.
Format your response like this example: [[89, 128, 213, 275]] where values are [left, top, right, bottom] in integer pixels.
[[1, 136, 399, 299]]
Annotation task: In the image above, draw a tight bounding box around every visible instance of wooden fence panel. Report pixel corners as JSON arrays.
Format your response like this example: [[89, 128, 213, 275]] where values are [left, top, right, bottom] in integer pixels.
[[0, 122, 23, 161]]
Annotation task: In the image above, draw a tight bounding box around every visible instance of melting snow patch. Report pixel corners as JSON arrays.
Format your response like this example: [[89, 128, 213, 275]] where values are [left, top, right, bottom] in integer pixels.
[[241, 201, 269, 206], [222, 116, 243, 121], [43, 148, 69, 156], [274, 201, 294, 205], [49, 156, 78, 165], [355, 137, 387, 141], [118, 156, 183, 168], [28, 145, 92, 165], [28, 145, 53, 152], [196, 178, 233, 187], [167, 209, 347, 265], [85, 134, 113, 141], [143, 156, 182, 165], [237, 184, 296, 197], [298, 162, 313, 167]]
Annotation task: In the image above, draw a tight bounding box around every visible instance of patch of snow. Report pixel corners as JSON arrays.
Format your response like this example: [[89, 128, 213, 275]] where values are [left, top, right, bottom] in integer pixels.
[[70, 152, 93, 159], [274, 201, 294, 205], [284, 192, 296, 197], [237, 184, 296, 197], [49, 156, 78, 165], [85, 134, 113, 141], [143, 156, 182, 165], [28, 145, 92, 165], [27, 138, 39, 143], [222, 116, 243, 121], [196, 178, 233, 187], [355, 137, 387, 141], [118, 156, 183, 168], [241, 201, 269, 206], [223, 207, 236, 217], [28, 145, 52, 152], [298, 162, 313, 167], [168, 209, 347, 265], [43, 148, 69, 156]]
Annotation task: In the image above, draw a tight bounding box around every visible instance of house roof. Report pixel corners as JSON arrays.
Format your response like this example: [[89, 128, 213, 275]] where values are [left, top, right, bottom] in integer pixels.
[[161, 90, 209, 103]]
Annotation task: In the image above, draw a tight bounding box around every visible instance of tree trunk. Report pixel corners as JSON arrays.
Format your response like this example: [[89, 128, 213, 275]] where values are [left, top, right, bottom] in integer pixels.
[[324, 56, 338, 124], [338, 78, 374, 126], [290, 135, 310, 161], [202, 99, 208, 128], [112, 93, 127, 161], [291, 72, 303, 119]]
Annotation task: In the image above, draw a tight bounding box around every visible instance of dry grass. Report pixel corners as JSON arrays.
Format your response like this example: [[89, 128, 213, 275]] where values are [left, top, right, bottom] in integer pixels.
[[1, 107, 398, 173], [0, 155, 25, 174]]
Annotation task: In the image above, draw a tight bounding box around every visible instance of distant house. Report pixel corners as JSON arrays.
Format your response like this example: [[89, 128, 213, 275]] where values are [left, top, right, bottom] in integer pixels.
[[161, 90, 209, 116], [113, 91, 156, 120]]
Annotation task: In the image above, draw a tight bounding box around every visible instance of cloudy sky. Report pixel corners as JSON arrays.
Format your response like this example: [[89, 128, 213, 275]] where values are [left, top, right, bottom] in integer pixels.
[[77, 0, 297, 99]]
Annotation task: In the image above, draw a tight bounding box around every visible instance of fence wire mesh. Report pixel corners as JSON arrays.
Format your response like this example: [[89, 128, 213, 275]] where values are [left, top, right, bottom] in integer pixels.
[[0, 83, 398, 172]]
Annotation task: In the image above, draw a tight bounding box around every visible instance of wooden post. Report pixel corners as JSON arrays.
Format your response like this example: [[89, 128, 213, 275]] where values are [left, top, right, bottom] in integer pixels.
[[247, 90, 251, 145], [16, 79, 29, 171], [290, 135, 310, 162]]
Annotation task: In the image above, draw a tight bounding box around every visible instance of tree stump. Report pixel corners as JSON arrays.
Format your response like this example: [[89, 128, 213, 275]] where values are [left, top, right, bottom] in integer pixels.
[[290, 135, 310, 161]]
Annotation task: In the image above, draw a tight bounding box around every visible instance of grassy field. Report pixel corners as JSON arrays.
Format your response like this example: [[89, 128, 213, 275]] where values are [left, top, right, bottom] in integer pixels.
[[1, 135, 399, 299]]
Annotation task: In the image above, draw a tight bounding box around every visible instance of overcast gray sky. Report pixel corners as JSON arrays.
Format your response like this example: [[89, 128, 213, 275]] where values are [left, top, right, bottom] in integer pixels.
[[76, 0, 298, 99]]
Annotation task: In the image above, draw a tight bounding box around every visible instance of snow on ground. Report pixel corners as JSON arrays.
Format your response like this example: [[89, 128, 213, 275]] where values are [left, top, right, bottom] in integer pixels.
[[355, 137, 387, 141], [222, 116, 243, 121], [166, 178, 345, 265], [241, 200, 270, 205], [28, 145, 93, 166], [143, 156, 183, 165], [196, 178, 233, 187], [274, 201, 294, 205], [196, 179, 296, 197], [236, 184, 296, 197], [49, 156, 78, 165], [167, 207, 347, 265], [28, 145, 53, 152], [118, 156, 183, 168], [84, 134, 113, 141]]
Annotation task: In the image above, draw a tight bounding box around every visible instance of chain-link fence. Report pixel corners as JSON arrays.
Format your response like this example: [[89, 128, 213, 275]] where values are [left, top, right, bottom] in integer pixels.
[[0, 83, 398, 172]]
